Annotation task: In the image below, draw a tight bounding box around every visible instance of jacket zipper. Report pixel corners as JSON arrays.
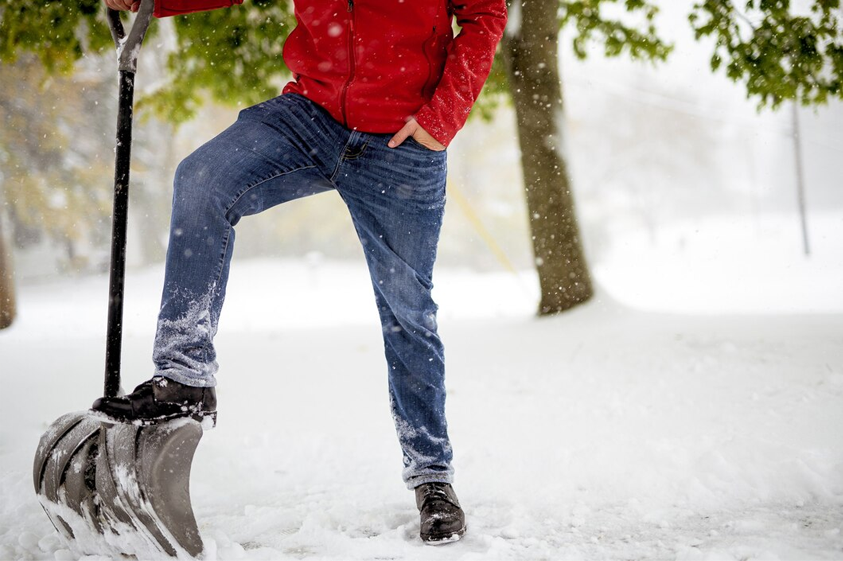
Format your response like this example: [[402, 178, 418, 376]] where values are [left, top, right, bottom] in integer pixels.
[[421, 26, 437, 98], [340, 0, 356, 127]]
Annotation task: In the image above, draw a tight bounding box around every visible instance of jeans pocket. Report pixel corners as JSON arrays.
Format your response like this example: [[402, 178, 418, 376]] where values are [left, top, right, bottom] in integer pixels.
[[406, 136, 446, 154]]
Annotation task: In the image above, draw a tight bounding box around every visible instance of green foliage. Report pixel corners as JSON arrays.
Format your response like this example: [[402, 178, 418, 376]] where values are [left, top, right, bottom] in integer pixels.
[[0, 57, 114, 263], [560, 0, 672, 61], [0, 0, 121, 73], [690, 0, 843, 107], [1, 0, 839, 124], [0, 1, 294, 125], [476, 0, 671, 119], [141, 1, 295, 124]]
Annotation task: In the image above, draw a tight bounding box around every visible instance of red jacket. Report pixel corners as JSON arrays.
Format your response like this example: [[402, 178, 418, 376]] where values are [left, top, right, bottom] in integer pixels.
[[281, 0, 507, 146]]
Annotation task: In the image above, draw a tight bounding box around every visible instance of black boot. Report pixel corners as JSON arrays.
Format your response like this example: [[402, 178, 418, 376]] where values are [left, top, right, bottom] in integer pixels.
[[415, 482, 466, 544], [91, 376, 217, 426]]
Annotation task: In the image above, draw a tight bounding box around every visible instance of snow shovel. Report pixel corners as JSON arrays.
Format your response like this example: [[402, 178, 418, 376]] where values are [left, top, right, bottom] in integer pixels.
[[33, 1, 207, 557]]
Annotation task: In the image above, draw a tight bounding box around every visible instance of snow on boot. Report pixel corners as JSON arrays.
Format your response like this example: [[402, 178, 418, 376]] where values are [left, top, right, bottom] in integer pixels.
[[415, 482, 466, 544], [91, 376, 217, 426]]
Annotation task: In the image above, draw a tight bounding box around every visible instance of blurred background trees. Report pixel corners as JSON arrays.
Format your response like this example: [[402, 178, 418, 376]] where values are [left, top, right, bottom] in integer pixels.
[[0, 57, 114, 269], [0, 0, 841, 328]]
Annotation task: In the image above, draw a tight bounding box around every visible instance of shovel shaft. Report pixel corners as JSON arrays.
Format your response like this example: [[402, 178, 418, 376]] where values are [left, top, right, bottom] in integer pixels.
[[104, 70, 136, 399], [103, 0, 153, 398]]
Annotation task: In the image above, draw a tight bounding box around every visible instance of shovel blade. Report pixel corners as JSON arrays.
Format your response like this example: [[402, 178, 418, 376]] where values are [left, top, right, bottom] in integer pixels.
[[34, 411, 206, 558]]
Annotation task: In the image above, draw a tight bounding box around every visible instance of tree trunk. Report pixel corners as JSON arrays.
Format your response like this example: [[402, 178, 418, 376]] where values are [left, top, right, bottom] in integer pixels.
[[501, 0, 593, 315], [0, 209, 16, 329]]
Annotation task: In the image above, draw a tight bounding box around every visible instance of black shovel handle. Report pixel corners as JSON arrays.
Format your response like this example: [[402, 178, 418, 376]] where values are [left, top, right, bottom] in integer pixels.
[[103, 0, 154, 398]]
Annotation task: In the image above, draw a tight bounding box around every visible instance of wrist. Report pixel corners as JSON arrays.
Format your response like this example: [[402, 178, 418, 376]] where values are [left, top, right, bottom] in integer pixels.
[[414, 106, 454, 148]]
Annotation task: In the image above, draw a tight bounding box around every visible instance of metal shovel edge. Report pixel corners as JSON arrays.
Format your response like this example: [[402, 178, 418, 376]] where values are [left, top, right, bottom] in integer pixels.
[[34, 412, 206, 558]]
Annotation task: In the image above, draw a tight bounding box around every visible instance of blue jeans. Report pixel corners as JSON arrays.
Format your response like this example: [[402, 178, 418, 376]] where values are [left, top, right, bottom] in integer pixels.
[[152, 93, 452, 488]]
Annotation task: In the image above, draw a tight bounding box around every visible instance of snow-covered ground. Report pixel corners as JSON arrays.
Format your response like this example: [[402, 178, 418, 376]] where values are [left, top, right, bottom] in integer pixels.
[[2, 215, 842, 560], [3, 0, 842, 555]]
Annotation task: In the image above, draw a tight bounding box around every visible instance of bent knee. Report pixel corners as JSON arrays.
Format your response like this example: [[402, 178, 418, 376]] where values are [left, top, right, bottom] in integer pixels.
[[174, 151, 214, 197], [171, 149, 236, 216]]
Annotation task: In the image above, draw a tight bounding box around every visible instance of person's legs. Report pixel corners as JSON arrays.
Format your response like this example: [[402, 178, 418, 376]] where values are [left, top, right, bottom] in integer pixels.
[[92, 97, 464, 541], [153, 94, 344, 388], [92, 94, 348, 423], [333, 133, 452, 489], [334, 134, 464, 543]]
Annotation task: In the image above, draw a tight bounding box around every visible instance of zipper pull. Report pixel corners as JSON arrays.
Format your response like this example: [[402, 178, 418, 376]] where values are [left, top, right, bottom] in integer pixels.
[[347, 0, 353, 12]]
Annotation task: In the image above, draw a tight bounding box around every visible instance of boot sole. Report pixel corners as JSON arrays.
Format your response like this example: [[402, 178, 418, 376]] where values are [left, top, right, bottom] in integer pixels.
[[89, 409, 217, 429], [421, 527, 466, 545]]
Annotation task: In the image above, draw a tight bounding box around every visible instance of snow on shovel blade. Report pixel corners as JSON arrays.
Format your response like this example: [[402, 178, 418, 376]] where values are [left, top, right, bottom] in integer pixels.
[[34, 411, 206, 558]]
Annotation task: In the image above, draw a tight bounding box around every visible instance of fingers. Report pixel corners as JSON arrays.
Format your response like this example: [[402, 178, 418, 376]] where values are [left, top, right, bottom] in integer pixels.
[[388, 121, 417, 148], [388, 119, 446, 151], [104, 0, 140, 12], [411, 126, 446, 151]]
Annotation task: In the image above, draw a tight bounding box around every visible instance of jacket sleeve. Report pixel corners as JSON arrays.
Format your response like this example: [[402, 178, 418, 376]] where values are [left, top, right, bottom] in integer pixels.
[[413, 0, 507, 147], [153, 0, 243, 18]]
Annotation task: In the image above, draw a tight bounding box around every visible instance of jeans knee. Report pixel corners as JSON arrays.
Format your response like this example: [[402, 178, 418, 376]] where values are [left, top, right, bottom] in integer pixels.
[[174, 153, 210, 202], [172, 149, 233, 223]]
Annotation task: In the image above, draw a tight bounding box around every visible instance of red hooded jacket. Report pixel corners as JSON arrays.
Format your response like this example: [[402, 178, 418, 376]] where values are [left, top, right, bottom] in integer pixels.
[[281, 0, 507, 147]]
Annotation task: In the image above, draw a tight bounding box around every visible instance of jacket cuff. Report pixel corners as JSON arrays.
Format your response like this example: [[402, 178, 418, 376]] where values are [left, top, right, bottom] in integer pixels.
[[414, 105, 459, 148]]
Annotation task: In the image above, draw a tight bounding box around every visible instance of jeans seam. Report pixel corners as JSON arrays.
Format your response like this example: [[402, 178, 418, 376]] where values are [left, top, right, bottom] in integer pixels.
[[224, 164, 318, 220], [330, 134, 358, 183], [342, 140, 369, 161], [217, 163, 318, 300], [216, 224, 232, 289]]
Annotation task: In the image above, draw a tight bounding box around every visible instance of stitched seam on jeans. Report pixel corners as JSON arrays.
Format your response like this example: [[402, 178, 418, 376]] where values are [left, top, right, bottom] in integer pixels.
[[224, 164, 318, 219], [215, 224, 232, 289], [330, 135, 358, 183], [342, 140, 369, 161]]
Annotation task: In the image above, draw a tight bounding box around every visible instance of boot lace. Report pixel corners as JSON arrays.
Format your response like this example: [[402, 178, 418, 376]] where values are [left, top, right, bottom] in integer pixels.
[[420, 483, 455, 507]]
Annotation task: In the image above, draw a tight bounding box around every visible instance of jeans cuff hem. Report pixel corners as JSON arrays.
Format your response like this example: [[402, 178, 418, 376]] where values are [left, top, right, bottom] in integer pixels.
[[405, 473, 454, 490], [155, 369, 217, 388]]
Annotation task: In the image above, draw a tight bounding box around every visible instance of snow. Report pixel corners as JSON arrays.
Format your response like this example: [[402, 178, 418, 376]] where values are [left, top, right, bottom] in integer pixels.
[[2, 222, 842, 559], [2, 2, 842, 556], [594, 212, 843, 314]]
